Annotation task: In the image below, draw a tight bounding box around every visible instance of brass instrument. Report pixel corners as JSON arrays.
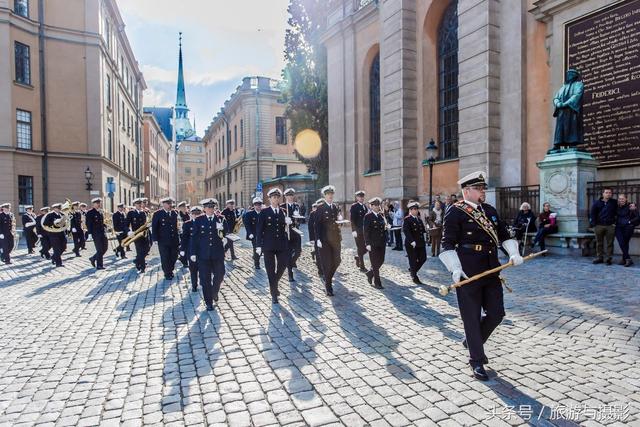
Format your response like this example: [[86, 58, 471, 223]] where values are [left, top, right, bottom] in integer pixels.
[[41, 199, 72, 233], [81, 211, 87, 233], [121, 215, 151, 248], [232, 215, 243, 234], [10, 212, 17, 254], [177, 210, 184, 234], [101, 210, 118, 252]]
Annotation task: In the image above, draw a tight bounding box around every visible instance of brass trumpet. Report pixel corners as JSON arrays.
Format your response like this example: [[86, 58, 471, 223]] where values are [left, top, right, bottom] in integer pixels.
[[121, 216, 151, 248]]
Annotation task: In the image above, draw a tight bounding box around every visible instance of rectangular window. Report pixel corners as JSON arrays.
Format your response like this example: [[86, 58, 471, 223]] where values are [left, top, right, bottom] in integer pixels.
[[276, 117, 287, 145], [14, 42, 30, 85], [185, 167, 191, 175], [107, 129, 113, 160], [18, 175, 33, 206], [276, 165, 287, 177], [105, 75, 111, 108], [240, 119, 244, 147], [222, 135, 225, 158], [16, 109, 32, 149], [234, 125, 237, 151], [14, 0, 29, 18], [234, 169, 238, 182], [197, 168, 203, 176]]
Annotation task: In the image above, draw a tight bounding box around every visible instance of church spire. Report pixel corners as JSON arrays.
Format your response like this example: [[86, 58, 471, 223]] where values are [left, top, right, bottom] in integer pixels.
[[176, 32, 186, 108], [174, 32, 194, 141]]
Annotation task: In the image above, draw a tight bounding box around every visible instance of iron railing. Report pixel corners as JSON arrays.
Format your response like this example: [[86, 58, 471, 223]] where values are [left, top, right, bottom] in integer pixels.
[[587, 179, 640, 208], [496, 185, 540, 224]]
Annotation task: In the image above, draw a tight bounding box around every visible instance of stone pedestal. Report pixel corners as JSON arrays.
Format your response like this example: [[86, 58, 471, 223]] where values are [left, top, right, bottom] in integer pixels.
[[537, 150, 598, 233]]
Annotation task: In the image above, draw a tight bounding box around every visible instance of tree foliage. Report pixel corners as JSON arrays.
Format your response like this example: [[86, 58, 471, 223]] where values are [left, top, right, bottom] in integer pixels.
[[281, 0, 329, 187]]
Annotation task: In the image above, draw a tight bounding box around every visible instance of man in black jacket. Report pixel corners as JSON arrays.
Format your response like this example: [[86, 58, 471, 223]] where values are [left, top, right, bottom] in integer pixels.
[[281, 188, 302, 282], [314, 185, 344, 296], [42, 203, 66, 268], [69, 202, 84, 257], [243, 198, 263, 269], [363, 197, 389, 289], [180, 205, 201, 291], [615, 194, 639, 267], [350, 190, 368, 272], [403, 201, 428, 284], [308, 200, 323, 277], [112, 203, 128, 259], [85, 198, 108, 270], [590, 187, 617, 265], [22, 205, 38, 254], [127, 199, 150, 273], [35, 207, 51, 259], [0, 203, 15, 264], [152, 197, 180, 280]]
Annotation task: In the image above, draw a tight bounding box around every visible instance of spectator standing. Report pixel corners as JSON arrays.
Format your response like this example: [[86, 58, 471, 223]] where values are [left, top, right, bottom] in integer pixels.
[[392, 201, 404, 251], [531, 202, 558, 252], [590, 188, 617, 265], [615, 195, 639, 267]]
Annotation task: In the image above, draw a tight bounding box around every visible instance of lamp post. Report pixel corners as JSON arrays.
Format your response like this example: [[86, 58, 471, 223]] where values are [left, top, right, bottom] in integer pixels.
[[84, 166, 94, 192], [426, 138, 438, 209]]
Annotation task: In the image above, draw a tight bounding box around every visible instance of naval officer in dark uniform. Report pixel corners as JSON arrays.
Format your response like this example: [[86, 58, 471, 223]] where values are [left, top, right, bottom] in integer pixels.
[[69, 202, 84, 257], [85, 198, 108, 270], [177, 201, 190, 267], [281, 188, 302, 282], [112, 203, 128, 259], [190, 198, 226, 311], [243, 197, 263, 269], [36, 207, 51, 259], [127, 198, 150, 273], [0, 203, 15, 264], [42, 203, 66, 267], [22, 205, 38, 254], [152, 197, 180, 280], [221, 200, 239, 261], [363, 197, 389, 289], [256, 188, 290, 304], [314, 185, 344, 296], [439, 171, 523, 381], [307, 200, 323, 277], [350, 190, 368, 272], [180, 205, 202, 292], [403, 201, 428, 284]]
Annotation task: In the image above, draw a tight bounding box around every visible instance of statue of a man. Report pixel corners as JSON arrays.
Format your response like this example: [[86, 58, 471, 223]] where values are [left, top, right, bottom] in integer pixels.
[[552, 68, 584, 150]]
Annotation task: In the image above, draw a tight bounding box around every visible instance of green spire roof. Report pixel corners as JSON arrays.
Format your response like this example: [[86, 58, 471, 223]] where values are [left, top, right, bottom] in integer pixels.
[[176, 32, 186, 108]]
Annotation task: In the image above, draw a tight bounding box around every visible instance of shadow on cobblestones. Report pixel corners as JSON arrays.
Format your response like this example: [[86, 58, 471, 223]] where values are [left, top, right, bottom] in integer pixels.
[[26, 267, 95, 296], [82, 267, 140, 304]]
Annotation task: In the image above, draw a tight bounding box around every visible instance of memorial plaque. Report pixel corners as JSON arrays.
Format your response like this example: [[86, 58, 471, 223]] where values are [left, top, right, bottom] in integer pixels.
[[565, 0, 640, 167]]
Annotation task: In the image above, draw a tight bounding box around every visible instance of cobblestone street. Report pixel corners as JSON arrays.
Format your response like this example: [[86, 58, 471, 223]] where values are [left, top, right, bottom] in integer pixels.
[[0, 230, 638, 426]]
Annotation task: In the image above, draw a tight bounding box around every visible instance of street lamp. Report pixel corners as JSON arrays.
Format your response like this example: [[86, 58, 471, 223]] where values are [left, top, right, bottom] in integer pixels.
[[426, 138, 438, 209], [84, 166, 94, 191]]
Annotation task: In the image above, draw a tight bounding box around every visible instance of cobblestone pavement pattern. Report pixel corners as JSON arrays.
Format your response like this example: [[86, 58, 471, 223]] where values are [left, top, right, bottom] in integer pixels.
[[1, 227, 639, 427]]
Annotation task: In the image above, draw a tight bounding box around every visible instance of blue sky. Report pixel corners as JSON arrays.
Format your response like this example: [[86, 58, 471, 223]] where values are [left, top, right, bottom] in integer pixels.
[[117, 0, 290, 137]]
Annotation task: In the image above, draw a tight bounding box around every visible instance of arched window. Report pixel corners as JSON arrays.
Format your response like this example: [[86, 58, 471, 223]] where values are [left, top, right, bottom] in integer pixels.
[[438, 1, 458, 159], [369, 52, 381, 173]]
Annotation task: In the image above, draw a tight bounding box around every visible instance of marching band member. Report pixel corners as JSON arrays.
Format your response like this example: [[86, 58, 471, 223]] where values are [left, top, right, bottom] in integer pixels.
[[0, 203, 14, 264], [127, 198, 150, 273], [281, 188, 302, 282], [363, 197, 388, 289], [177, 201, 190, 268], [439, 171, 523, 381], [190, 198, 226, 311], [42, 203, 65, 268], [314, 185, 344, 296], [222, 200, 239, 261], [243, 197, 263, 269], [180, 205, 202, 292], [22, 205, 38, 254], [256, 188, 289, 304], [403, 201, 428, 284], [69, 202, 83, 257], [112, 203, 127, 259], [79, 203, 88, 250], [307, 200, 324, 277], [85, 198, 108, 270], [350, 190, 368, 272], [36, 207, 51, 259], [152, 197, 180, 280]]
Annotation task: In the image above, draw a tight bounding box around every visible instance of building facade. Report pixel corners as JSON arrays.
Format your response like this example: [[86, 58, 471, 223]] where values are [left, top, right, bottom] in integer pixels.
[[176, 135, 206, 205], [320, 0, 639, 208], [142, 111, 171, 208], [0, 0, 146, 212], [203, 76, 309, 208]]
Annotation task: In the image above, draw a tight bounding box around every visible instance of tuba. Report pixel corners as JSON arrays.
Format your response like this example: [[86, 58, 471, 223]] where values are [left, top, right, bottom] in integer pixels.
[[41, 199, 72, 233]]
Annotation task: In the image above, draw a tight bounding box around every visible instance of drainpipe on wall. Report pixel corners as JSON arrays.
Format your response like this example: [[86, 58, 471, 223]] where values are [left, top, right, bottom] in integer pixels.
[[38, 0, 49, 205], [255, 88, 260, 188]]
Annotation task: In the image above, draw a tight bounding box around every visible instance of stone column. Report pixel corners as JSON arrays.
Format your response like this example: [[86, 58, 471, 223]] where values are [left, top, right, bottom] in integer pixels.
[[380, 0, 418, 200]]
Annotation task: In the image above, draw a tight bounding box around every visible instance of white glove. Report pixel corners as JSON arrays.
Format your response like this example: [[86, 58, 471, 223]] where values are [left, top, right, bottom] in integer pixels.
[[352, 231, 358, 238], [248, 234, 254, 239], [26, 221, 36, 227], [179, 251, 185, 257], [337, 214, 344, 221], [366, 245, 372, 252], [216, 222, 224, 230], [285, 217, 292, 225], [72, 228, 77, 233], [385, 224, 391, 230], [439, 250, 468, 283], [316, 240, 322, 248], [54, 218, 63, 225], [411, 241, 416, 248], [0, 234, 4, 239], [256, 247, 262, 255], [222, 238, 228, 246], [502, 239, 524, 266], [190, 255, 196, 262], [37, 234, 42, 238], [128, 231, 134, 237]]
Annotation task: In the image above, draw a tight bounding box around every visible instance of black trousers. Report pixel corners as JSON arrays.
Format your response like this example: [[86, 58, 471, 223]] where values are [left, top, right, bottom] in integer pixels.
[[158, 243, 179, 277], [90, 233, 108, 268], [393, 229, 403, 249], [264, 249, 288, 297], [114, 232, 126, 258], [224, 239, 236, 259], [198, 258, 225, 305], [250, 239, 262, 267], [616, 225, 635, 260], [133, 238, 150, 271], [189, 260, 199, 289], [179, 234, 188, 267], [319, 239, 341, 289], [49, 233, 66, 267], [79, 229, 86, 249], [25, 227, 37, 253], [287, 231, 302, 272], [368, 245, 386, 286], [354, 232, 367, 269], [40, 234, 51, 258], [312, 243, 323, 277], [1, 234, 14, 263], [406, 244, 427, 278], [72, 230, 84, 255], [456, 277, 505, 366]]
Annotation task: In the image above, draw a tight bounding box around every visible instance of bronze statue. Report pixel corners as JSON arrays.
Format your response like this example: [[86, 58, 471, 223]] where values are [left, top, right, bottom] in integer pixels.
[[552, 68, 584, 150]]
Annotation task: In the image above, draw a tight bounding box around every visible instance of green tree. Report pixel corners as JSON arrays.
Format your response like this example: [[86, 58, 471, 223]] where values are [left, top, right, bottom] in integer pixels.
[[281, 0, 329, 187]]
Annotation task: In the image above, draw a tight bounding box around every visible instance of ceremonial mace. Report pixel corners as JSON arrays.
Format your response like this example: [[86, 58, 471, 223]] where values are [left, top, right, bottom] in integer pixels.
[[439, 250, 547, 296]]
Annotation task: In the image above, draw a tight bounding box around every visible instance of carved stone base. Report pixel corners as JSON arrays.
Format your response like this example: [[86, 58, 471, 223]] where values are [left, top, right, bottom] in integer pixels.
[[537, 150, 599, 234]]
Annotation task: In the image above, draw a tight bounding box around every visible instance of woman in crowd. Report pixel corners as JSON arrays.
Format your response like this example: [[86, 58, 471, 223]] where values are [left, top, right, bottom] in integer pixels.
[[531, 202, 558, 253], [427, 200, 444, 257], [513, 202, 537, 241]]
